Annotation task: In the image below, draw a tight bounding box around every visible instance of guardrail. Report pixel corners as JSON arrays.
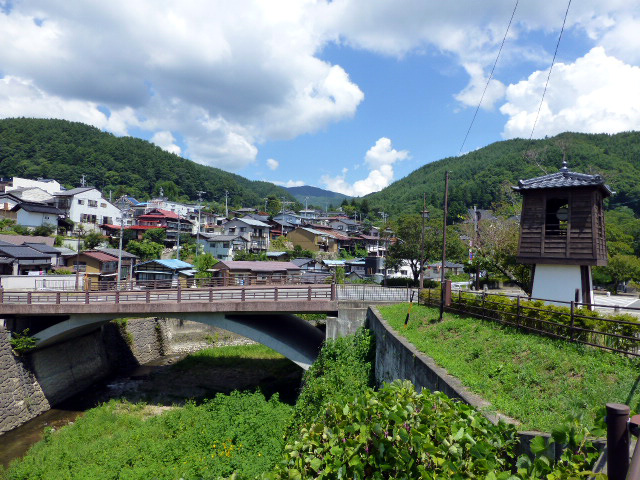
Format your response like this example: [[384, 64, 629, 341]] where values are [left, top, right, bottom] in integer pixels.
[[422, 288, 640, 357], [0, 284, 336, 306], [337, 284, 418, 302]]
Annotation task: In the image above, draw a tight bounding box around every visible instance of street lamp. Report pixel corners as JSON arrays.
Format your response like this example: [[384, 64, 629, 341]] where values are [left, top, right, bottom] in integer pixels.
[[419, 193, 430, 291]]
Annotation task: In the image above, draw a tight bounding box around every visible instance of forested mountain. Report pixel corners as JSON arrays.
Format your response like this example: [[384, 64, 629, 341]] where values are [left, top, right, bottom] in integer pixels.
[[365, 132, 640, 219], [286, 185, 349, 209], [0, 118, 295, 209]]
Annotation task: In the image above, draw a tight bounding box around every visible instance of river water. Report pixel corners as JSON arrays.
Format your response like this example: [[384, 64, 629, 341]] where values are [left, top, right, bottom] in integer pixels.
[[1, 352, 303, 469]]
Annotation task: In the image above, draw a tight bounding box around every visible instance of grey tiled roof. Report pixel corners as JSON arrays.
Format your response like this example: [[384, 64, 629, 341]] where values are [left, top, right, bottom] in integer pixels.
[[513, 161, 613, 195]]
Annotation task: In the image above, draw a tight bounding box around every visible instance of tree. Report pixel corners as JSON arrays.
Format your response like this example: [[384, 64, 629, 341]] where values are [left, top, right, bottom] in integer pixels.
[[386, 214, 466, 282], [143, 228, 167, 244], [32, 224, 56, 236], [266, 195, 282, 216], [193, 253, 218, 278], [463, 213, 532, 293], [599, 254, 640, 293], [83, 232, 104, 249], [125, 240, 163, 261]]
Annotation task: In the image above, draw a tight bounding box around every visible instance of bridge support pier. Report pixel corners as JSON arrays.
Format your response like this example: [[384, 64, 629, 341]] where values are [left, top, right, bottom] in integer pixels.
[[326, 302, 370, 340]]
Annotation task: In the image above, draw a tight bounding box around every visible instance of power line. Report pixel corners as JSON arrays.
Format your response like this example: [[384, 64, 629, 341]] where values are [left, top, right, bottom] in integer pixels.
[[528, 0, 572, 142], [459, 0, 519, 155]]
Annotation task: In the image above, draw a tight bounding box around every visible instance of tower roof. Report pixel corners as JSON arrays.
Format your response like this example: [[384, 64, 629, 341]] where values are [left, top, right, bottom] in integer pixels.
[[512, 161, 613, 196]]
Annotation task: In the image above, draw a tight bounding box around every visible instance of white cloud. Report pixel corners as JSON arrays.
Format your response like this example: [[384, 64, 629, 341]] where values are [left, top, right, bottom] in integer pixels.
[[151, 131, 181, 155], [0, 0, 363, 170], [454, 63, 506, 109], [272, 179, 305, 188], [266, 158, 279, 170], [500, 47, 640, 138], [322, 138, 408, 196]]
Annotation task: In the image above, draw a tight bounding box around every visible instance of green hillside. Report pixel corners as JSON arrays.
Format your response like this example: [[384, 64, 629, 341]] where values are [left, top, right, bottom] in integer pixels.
[[365, 132, 640, 219], [0, 118, 295, 209]]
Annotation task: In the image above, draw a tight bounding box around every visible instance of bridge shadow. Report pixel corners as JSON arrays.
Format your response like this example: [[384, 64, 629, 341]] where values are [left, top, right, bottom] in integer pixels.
[[53, 353, 304, 413]]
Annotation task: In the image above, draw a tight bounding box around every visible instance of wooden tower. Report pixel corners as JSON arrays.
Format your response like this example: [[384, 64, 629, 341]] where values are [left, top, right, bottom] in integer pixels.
[[513, 161, 612, 304]]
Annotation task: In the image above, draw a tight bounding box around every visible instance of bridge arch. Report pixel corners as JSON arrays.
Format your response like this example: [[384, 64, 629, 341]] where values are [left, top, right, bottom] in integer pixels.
[[33, 312, 325, 369]]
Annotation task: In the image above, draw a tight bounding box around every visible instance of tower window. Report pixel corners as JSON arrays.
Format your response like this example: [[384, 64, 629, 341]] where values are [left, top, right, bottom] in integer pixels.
[[545, 197, 569, 236]]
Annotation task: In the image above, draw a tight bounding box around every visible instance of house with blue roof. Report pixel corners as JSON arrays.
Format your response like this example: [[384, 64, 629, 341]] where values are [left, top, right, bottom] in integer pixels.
[[133, 258, 196, 285]]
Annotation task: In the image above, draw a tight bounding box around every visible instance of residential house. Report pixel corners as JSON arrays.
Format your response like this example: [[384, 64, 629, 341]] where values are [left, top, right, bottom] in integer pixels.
[[133, 259, 196, 285], [6, 177, 62, 195], [328, 217, 360, 234], [266, 251, 289, 261], [6, 186, 56, 204], [96, 247, 138, 281], [0, 242, 53, 275], [22, 243, 63, 268], [0, 234, 55, 247], [113, 196, 141, 226], [298, 209, 319, 221], [354, 234, 384, 256], [10, 202, 63, 229], [272, 212, 304, 226], [223, 218, 270, 251], [65, 250, 119, 286], [136, 208, 192, 243], [0, 192, 23, 214], [269, 218, 295, 239], [197, 233, 250, 261], [54, 187, 122, 233], [345, 258, 367, 277], [210, 260, 301, 284], [287, 227, 339, 253], [291, 257, 331, 282]]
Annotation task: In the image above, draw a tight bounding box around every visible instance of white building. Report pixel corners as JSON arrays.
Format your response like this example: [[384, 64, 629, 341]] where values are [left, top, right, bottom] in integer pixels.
[[11, 202, 63, 229], [6, 177, 62, 196], [223, 217, 270, 251], [54, 187, 122, 232]]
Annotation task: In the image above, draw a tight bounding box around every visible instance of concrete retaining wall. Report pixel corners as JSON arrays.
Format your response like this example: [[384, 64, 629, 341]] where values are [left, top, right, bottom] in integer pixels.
[[0, 318, 248, 435], [366, 306, 593, 458]]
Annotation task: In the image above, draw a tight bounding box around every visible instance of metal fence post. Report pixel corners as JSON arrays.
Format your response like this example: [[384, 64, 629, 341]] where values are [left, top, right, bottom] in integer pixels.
[[241, 288, 246, 302], [209, 288, 213, 302], [481, 292, 486, 318], [274, 287, 278, 301], [331, 283, 336, 300], [516, 295, 521, 327], [177, 285, 181, 303], [85, 292, 90, 304], [56, 292, 61, 304], [308, 286, 312, 301], [115, 291, 120, 304], [606, 403, 630, 480], [27, 292, 32, 304], [569, 300, 576, 341], [146, 290, 150, 304]]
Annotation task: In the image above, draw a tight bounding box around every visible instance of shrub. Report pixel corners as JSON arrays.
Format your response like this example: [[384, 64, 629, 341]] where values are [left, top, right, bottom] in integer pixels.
[[9, 328, 38, 353], [286, 329, 374, 438]]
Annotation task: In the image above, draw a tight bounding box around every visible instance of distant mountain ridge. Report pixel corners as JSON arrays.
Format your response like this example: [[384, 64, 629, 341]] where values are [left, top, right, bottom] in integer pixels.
[[0, 118, 296, 209], [286, 185, 350, 209]]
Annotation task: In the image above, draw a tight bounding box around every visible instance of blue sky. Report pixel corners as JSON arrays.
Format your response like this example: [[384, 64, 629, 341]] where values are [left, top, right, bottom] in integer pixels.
[[1, 1, 639, 197]]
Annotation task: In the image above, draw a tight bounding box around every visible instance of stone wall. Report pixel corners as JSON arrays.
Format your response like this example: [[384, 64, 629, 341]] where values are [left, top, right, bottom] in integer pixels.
[[0, 327, 50, 434], [0, 317, 250, 435]]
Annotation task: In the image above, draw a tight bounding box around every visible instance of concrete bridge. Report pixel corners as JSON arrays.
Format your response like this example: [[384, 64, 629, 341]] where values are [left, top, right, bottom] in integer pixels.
[[0, 283, 416, 369]]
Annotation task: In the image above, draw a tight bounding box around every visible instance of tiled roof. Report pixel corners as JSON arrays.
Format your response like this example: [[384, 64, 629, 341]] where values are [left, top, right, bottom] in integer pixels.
[[23, 243, 61, 254], [0, 245, 51, 259], [0, 234, 55, 246], [53, 187, 95, 196], [513, 161, 613, 195], [231, 217, 270, 228], [96, 247, 138, 259], [13, 202, 64, 214], [213, 261, 300, 272], [82, 251, 118, 262], [136, 259, 194, 269]]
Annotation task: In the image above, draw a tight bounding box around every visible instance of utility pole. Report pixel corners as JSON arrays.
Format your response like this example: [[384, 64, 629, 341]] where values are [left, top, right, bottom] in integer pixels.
[[224, 190, 229, 218], [196, 191, 205, 258], [80, 174, 86, 187], [420, 193, 429, 291], [116, 209, 130, 289], [473, 205, 479, 290], [176, 215, 181, 260], [440, 171, 449, 321]]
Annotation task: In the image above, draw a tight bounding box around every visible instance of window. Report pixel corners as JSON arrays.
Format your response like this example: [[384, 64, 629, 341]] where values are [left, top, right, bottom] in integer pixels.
[[101, 203, 107, 208], [222, 242, 230, 248], [88, 200, 98, 207], [240, 227, 246, 233], [545, 197, 569, 236], [77, 199, 84, 205]]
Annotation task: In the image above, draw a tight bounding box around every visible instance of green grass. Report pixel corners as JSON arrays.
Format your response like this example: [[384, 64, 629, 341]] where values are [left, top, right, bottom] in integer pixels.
[[378, 304, 640, 432], [173, 344, 289, 370]]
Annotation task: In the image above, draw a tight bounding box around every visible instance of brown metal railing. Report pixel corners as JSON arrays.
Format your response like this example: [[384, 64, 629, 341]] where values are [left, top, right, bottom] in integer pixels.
[[421, 288, 640, 357], [0, 284, 336, 306]]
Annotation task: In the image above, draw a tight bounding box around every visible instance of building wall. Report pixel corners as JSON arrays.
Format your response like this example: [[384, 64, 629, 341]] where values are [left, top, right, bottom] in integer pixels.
[[16, 210, 57, 228], [8, 178, 61, 195], [65, 189, 122, 231]]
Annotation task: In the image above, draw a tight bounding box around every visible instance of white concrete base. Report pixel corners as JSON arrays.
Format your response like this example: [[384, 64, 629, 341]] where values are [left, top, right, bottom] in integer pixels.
[[532, 264, 592, 306]]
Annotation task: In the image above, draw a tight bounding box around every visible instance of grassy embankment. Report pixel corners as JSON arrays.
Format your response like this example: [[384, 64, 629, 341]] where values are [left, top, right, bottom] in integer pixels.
[[1, 344, 297, 480], [378, 303, 640, 432]]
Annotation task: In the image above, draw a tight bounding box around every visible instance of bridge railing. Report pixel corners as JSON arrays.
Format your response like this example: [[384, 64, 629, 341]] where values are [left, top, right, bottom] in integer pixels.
[[337, 284, 418, 302], [36, 274, 332, 292], [0, 284, 336, 306]]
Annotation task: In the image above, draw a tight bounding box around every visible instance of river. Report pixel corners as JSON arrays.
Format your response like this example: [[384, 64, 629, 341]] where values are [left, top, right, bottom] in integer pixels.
[[1, 350, 303, 469]]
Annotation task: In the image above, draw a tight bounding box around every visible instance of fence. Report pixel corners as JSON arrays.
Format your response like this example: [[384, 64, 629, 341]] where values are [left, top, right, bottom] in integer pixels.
[[337, 284, 418, 302], [422, 288, 640, 357], [0, 284, 336, 306]]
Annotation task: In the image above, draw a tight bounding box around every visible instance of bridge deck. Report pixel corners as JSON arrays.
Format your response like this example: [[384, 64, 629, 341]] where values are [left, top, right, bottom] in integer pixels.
[[0, 284, 338, 316]]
